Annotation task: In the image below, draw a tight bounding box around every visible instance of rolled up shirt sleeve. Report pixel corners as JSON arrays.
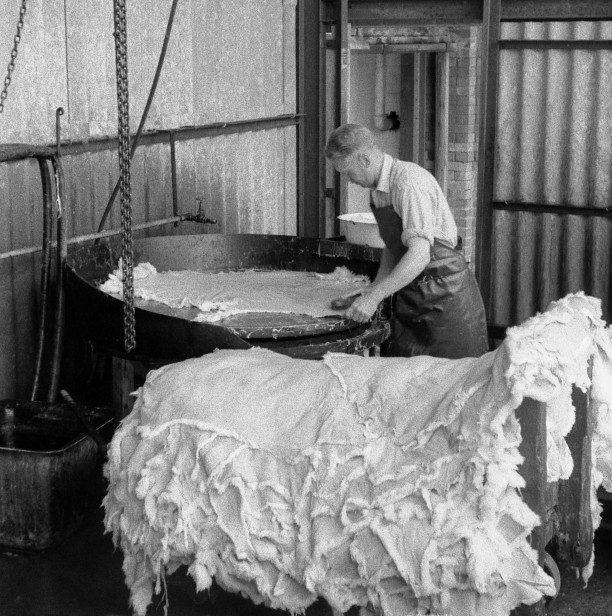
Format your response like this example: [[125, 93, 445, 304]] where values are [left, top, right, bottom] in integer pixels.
[[394, 181, 436, 247]]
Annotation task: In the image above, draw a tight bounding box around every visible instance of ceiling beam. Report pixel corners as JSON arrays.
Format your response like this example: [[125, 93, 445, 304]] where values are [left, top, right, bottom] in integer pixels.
[[348, 0, 612, 25]]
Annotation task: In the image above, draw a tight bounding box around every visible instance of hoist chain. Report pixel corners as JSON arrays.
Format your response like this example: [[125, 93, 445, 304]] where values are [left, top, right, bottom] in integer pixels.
[[0, 0, 28, 114], [113, 0, 136, 352]]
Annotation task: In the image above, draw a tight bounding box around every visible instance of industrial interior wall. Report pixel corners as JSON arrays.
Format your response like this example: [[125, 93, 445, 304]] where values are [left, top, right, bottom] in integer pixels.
[[346, 52, 402, 215], [0, 0, 297, 399], [491, 21, 611, 326]]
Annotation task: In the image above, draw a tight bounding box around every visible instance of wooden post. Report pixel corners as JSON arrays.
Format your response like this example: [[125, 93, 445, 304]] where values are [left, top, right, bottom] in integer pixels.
[[513, 396, 548, 616], [435, 51, 450, 195], [475, 0, 501, 313], [111, 356, 135, 421], [297, 0, 323, 238], [556, 384, 594, 569]]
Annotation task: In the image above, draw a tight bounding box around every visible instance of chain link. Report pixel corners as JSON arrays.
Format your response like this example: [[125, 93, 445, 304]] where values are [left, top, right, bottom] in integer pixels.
[[0, 0, 28, 114], [113, 0, 136, 352]]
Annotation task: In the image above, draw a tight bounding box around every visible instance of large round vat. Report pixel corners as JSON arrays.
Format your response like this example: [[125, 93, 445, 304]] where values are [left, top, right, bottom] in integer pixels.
[[65, 233, 389, 362]]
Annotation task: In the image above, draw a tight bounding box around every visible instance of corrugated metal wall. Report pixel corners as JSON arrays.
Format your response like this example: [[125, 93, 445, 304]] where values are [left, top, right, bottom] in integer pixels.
[[0, 0, 297, 399], [491, 21, 611, 326]]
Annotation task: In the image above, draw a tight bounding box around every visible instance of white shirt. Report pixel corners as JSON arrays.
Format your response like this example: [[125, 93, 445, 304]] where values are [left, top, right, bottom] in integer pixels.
[[370, 154, 458, 247]]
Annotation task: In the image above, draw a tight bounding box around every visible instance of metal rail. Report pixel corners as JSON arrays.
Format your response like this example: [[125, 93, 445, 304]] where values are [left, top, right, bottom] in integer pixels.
[[0, 114, 301, 159], [0, 216, 188, 261], [500, 40, 612, 51], [54, 114, 302, 157], [492, 201, 612, 218]]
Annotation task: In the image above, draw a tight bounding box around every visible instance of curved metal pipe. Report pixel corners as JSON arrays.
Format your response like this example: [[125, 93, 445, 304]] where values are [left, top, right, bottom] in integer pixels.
[[47, 109, 67, 403], [30, 156, 54, 401]]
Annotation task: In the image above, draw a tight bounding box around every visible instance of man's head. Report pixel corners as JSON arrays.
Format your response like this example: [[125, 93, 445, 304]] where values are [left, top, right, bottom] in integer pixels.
[[325, 124, 384, 188]]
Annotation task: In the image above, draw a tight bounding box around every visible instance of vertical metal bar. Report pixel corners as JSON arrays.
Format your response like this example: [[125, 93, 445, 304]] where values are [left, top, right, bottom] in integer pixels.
[[297, 0, 322, 238], [30, 157, 54, 402], [169, 131, 178, 219], [475, 0, 501, 314], [48, 152, 67, 403], [412, 52, 427, 166], [318, 6, 327, 239], [435, 51, 450, 195], [333, 0, 349, 233], [399, 53, 414, 161]]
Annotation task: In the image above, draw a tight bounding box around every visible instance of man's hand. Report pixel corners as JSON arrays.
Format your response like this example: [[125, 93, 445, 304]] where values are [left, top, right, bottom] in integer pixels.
[[344, 290, 382, 323]]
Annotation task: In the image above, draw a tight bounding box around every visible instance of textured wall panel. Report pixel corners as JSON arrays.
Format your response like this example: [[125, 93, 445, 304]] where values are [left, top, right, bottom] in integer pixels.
[[0, 0, 68, 142], [490, 22, 611, 327], [491, 210, 611, 325], [191, 0, 286, 123], [176, 128, 295, 235], [63, 0, 197, 139], [496, 22, 612, 208], [0, 159, 44, 399], [0, 0, 297, 398]]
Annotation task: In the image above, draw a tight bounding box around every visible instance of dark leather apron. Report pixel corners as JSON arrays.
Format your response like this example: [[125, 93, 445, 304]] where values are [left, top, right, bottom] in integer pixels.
[[371, 203, 488, 359]]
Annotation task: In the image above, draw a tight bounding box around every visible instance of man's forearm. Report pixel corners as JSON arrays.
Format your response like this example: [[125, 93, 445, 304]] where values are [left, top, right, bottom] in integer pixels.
[[374, 247, 394, 283], [369, 242, 429, 301]]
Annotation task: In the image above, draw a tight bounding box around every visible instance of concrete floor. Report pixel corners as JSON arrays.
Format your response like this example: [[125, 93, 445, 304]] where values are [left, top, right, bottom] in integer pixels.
[[0, 504, 610, 616]]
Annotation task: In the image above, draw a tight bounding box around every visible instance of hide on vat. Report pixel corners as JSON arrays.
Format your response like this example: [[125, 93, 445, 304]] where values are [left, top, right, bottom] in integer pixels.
[[104, 293, 612, 616]]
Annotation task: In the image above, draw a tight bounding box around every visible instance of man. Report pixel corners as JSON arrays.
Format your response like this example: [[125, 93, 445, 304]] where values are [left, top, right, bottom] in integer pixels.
[[325, 123, 488, 359]]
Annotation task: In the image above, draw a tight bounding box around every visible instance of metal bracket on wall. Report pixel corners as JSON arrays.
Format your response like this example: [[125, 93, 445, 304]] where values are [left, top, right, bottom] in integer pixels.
[[324, 188, 336, 200]]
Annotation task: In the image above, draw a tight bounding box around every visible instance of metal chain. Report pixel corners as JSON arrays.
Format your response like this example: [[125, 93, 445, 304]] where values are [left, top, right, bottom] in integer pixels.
[[113, 0, 136, 352], [0, 0, 28, 114]]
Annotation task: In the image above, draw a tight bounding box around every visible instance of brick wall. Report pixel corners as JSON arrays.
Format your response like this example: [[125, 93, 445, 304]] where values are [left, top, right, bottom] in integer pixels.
[[349, 25, 481, 264], [445, 26, 480, 265]]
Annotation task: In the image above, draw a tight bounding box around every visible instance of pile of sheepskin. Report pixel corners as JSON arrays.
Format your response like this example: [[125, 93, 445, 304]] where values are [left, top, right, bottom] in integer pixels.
[[104, 292, 612, 616]]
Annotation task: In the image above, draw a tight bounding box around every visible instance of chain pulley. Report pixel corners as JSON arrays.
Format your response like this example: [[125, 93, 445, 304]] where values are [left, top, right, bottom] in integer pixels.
[[0, 0, 28, 114], [112, 0, 136, 352]]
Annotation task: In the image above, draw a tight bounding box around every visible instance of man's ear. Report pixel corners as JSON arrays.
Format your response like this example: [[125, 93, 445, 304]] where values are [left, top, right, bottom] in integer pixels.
[[357, 152, 371, 168]]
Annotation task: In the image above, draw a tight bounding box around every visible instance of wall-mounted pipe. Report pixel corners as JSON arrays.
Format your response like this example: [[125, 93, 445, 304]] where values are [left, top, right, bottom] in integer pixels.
[[373, 52, 394, 131], [372, 51, 401, 132]]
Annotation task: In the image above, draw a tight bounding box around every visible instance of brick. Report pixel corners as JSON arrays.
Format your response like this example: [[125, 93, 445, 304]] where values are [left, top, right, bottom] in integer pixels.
[[453, 170, 475, 180], [452, 114, 471, 125], [450, 95, 474, 109], [454, 86, 472, 96], [449, 142, 478, 153], [452, 188, 474, 199], [452, 132, 477, 145], [452, 124, 476, 134], [454, 66, 471, 78]]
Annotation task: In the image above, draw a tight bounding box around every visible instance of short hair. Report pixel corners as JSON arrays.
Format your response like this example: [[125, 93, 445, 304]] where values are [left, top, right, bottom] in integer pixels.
[[324, 124, 375, 159]]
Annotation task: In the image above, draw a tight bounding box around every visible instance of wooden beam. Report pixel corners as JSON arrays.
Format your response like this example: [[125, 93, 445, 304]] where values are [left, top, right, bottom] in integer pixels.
[[492, 201, 612, 219], [501, 40, 612, 50], [297, 0, 323, 238], [347, 0, 612, 24], [435, 52, 449, 195], [348, 0, 482, 24], [501, 0, 612, 21], [368, 43, 448, 53], [475, 0, 501, 316]]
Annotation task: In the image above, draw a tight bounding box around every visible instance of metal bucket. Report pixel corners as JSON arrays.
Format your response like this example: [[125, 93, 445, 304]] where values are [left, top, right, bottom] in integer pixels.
[[0, 401, 112, 550]]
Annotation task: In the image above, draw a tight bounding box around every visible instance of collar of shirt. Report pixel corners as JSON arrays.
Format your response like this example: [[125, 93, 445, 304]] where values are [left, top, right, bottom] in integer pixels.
[[373, 153, 393, 194]]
